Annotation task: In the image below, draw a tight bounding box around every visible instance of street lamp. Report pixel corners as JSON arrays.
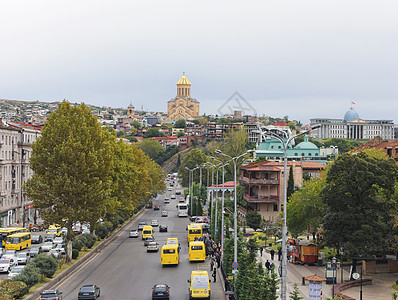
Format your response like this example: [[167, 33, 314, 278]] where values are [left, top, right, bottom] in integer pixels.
[[340, 245, 344, 283], [185, 166, 199, 216], [328, 256, 340, 298], [214, 148, 254, 285], [253, 124, 321, 300]]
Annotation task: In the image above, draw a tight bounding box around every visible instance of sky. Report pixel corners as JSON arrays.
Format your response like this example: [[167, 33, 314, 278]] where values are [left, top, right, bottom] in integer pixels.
[[1, 0, 397, 125]]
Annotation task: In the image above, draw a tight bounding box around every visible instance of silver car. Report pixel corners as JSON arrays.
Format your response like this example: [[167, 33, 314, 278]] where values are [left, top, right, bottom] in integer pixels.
[[16, 252, 30, 265], [8, 265, 25, 279], [41, 242, 54, 252], [2, 250, 17, 260], [0, 258, 16, 273]]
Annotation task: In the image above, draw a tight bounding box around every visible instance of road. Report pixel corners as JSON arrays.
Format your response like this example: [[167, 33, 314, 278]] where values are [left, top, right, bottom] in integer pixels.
[[54, 183, 225, 300]]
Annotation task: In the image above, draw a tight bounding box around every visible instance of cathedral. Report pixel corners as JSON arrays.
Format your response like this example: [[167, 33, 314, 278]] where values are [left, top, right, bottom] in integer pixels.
[[166, 73, 200, 121]]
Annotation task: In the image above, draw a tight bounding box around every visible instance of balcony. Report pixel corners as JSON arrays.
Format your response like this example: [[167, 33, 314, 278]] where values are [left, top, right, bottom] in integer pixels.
[[240, 176, 279, 185], [244, 194, 279, 203]]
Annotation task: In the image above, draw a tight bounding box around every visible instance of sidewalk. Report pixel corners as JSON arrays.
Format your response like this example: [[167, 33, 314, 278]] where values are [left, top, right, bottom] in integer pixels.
[[256, 248, 396, 300]]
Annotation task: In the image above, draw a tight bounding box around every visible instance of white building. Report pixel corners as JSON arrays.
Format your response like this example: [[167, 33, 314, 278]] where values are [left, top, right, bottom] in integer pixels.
[[310, 108, 395, 140]]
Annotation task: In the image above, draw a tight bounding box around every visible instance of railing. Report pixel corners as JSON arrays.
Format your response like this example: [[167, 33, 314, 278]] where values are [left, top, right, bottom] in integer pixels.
[[239, 176, 279, 185], [220, 262, 236, 300], [243, 194, 279, 203]]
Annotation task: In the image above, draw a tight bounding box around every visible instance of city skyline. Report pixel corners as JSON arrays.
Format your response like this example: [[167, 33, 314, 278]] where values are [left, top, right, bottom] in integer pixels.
[[1, 1, 397, 125]]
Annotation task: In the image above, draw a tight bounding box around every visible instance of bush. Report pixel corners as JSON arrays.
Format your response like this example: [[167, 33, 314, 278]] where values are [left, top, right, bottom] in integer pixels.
[[72, 238, 84, 251], [72, 249, 79, 259], [13, 264, 41, 288], [95, 223, 108, 239], [77, 234, 96, 249], [0, 279, 27, 299], [30, 253, 58, 277]]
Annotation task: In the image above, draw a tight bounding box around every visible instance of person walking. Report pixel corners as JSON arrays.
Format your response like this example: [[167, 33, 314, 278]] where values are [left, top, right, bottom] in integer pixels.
[[265, 260, 271, 273], [210, 258, 214, 271], [260, 247, 263, 256], [270, 249, 275, 260], [278, 248, 282, 261], [270, 262, 275, 273], [212, 268, 217, 282]]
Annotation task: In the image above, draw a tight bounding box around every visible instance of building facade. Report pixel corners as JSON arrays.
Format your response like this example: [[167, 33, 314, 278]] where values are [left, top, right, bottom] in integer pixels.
[[310, 107, 395, 140], [167, 74, 200, 121]]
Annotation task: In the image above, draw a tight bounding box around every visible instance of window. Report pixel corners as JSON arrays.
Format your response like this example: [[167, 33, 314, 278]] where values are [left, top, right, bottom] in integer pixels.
[[273, 204, 278, 211], [308, 153, 311, 156], [301, 153, 305, 156]]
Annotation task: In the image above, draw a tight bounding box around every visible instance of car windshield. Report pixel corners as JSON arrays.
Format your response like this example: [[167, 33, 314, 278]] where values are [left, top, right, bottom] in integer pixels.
[[80, 286, 94, 292], [0, 259, 9, 264], [17, 253, 26, 258], [32, 235, 40, 239], [43, 242, 52, 246], [192, 275, 209, 289], [154, 285, 167, 292]]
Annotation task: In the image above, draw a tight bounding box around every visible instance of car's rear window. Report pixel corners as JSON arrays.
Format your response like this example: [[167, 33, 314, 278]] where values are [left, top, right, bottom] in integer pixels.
[[154, 285, 167, 292], [163, 249, 175, 254], [192, 275, 209, 289], [80, 287, 94, 292], [191, 246, 203, 250]]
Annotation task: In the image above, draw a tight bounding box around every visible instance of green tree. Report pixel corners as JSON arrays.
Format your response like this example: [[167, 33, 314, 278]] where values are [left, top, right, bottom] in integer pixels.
[[137, 138, 164, 161], [131, 120, 142, 129], [174, 119, 187, 128], [116, 130, 124, 137], [287, 166, 295, 200], [290, 283, 303, 300], [322, 151, 398, 275], [0, 280, 27, 300], [176, 130, 185, 138], [178, 148, 208, 187], [13, 264, 41, 289], [246, 210, 262, 231], [144, 128, 166, 138], [24, 101, 113, 262], [176, 153, 181, 170], [30, 253, 58, 277]]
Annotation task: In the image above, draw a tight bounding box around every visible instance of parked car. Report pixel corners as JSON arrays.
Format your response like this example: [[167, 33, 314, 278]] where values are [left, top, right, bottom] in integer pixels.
[[39, 289, 63, 300], [2, 250, 16, 260], [41, 242, 54, 252], [161, 211, 168, 217], [53, 237, 63, 245], [29, 247, 42, 258], [0, 258, 16, 273], [45, 234, 56, 242], [129, 230, 139, 238], [31, 235, 43, 244], [147, 242, 159, 252], [78, 284, 100, 300], [152, 284, 170, 299], [151, 220, 159, 227], [144, 236, 155, 246], [16, 252, 30, 265], [159, 225, 168, 232], [8, 265, 25, 280], [138, 222, 146, 231]]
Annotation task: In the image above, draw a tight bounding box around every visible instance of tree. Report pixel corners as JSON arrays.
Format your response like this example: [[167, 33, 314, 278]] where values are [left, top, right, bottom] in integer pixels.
[[246, 210, 262, 231], [177, 130, 185, 138], [178, 148, 208, 187], [131, 120, 142, 129], [176, 154, 181, 170], [290, 283, 303, 300], [144, 128, 166, 138], [174, 119, 186, 128], [287, 166, 295, 200], [0, 280, 27, 300], [30, 253, 58, 277], [24, 101, 113, 263], [137, 139, 164, 161], [321, 151, 398, 275]]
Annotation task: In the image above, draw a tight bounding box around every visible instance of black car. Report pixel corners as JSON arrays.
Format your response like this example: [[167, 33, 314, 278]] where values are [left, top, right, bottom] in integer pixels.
[[154, 205, 160, 210], [144, 236, 155, 246], [176, 191, 181, 195], [31, 235, 43, 244], [45, 234, 56, 242], [159, 225, 168, 232], [152, 284, 170, 299], [78, 285, 100, 300], [40, 289, 63, 300]]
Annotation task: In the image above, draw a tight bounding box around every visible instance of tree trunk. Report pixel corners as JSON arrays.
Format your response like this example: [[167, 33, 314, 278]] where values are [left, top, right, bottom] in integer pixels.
[[66, 240, 73, 263]]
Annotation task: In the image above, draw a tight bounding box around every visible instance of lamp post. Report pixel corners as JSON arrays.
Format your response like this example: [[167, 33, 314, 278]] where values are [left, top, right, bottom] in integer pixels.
[[253, 124, 321, 300], [214, 149, 254, 286], [329, 256, 340, 298], [185, 166, 199, 216], [341, 245, 344, 283]]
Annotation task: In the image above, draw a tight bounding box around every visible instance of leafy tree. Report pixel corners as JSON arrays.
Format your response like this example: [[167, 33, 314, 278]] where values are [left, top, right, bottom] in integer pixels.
[[287, 166, 295, 200], [137, 139, 164, 161], [287, 177, 327, 237], [24, 101, 113, 262], [323, 138, 360, 154], [246, 210, 262, 231], [13, 264, 41, 288], [30, 253, 58, 277], [178, 148, 208, 187], [290, 283, 303, 300], [0, 280, 27, 300], [176, 154, 181, 169], [144, 128, 166, 138], [131, 120, 142, 129], [177, 130, 185, 137], [174, 119, 186, 128], [321, 151, 398, 275], [116, 130, 124, 137]]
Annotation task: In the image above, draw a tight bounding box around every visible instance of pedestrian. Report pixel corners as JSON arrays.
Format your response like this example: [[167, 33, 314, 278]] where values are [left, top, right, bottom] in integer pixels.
[[270, 262, 275, 273], [307, 233, 309, 240], [212, 268, 217, 282], [216, 254, 220, 268], [260, 247, 263, 256], [270, 249, 275, 260], [312, 231, 316, 241], [265, 260, 270, 273], [210, 258, 214, 271], [278, 248, 282, 261]]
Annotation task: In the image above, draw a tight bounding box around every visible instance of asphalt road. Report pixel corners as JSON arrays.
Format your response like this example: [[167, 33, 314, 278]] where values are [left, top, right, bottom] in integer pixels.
[[55, 183, 226, 300]]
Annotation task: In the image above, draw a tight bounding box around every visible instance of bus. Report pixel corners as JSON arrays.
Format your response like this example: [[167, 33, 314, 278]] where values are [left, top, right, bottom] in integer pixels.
[[161, 244, 180, 266], [5, 232, 31, 251], [187, 223, 202, 243], [47, 224, 62, 237], [177, 203, 188, 217], [0, 228, 27, 247], [189, 241, 206, 262]]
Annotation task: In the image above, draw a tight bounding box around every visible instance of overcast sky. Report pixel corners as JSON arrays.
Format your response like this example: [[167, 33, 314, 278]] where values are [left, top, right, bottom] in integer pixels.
[[1, 1, 397, 124]]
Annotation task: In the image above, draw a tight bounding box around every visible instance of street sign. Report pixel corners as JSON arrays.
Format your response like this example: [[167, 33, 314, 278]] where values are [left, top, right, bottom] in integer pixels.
[[232, 270, 239, 274], [352, 273, 360, 280], [232, 261, 238, 269]]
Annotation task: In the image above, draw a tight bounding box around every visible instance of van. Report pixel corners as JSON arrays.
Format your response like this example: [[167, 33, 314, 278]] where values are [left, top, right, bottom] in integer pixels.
[[188, 271, 211, 299], [166, 238, 179, 246], [187, 223, 202, 243], [160, 244, 179, 266], [189, 241, 206, 262], [47, 224, 62, 237], [142, 226, 153, 240]]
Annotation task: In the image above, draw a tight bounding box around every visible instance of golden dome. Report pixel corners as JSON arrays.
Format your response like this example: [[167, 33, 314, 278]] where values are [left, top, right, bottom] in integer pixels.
[[176, 73, 191, 85]]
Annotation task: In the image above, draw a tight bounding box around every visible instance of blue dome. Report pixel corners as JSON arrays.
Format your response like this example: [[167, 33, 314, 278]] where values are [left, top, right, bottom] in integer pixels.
[[344, 108, 359, 122]]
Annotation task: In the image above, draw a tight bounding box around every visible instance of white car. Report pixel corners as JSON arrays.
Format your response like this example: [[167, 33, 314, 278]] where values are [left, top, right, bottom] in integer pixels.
[[129, 230, 139, 238], [0, 258, 16, 273], [2, 250, 17, 260], [16, 252, 30, 265], [61, 227, 68, 235], [8, 265, 25, 279], [54, 243, 66, 255], [146, 242, 159, 252], [41, 242, 54, 252], [168, 187, 172, 191], [171, 195, 176, 199], [48, 249, 60, 259], [151, 220, 159, 227], [53, 237, 63, 245]]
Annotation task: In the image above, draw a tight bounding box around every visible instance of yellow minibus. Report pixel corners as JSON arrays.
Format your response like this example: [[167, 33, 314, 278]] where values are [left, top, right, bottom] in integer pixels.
[[5, 232, 31, 251], [187, 223, 202, 243], [188, 270, 211, 299], [189, 241, 206, 262], [47, 224, 62, 237], [161, 244, 179, 266], [0, 228, 27, 247], [142, 226, 153, 240]]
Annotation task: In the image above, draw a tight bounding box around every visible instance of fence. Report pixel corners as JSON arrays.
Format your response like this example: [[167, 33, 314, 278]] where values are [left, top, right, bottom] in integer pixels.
[[220, 261, 236, 300]]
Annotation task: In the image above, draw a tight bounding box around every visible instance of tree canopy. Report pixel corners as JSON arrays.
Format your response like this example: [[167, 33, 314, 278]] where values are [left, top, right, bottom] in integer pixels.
[[246, 210, 262, 231], [144, 128, 166, 138], [173, 119, 186, 128]]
